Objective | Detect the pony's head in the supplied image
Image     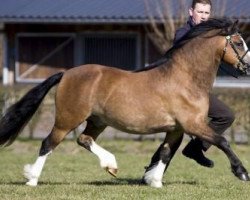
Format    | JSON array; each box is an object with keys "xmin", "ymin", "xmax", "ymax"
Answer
[
  {"xmin": 220, "ymin": 21, "xmax": 250, "ymax": 74},
  {"xmin": 174, "ymin": 18, "xmax": 250, "ymax": 74},
  {"xmin": 141, "ymin": 18, "xmax": 250, "ymax": 74}
]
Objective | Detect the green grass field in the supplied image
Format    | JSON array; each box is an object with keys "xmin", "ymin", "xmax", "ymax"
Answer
[{"xmin": 0, "ymin": 139, "xmax": 249, "ymax": 200}]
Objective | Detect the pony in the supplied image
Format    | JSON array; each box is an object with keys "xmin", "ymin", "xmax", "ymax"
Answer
[{"xmin": 0, "ymin": 18, "xmax": 250, "ymax": 188}]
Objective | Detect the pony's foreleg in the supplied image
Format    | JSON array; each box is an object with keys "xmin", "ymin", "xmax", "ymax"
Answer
[
  {"xmin": 199, "ymin": 132, "xmax": 250, "ymax": 181},
  {"xmin": 77, "ymin": 120, "xmax": 118, "ymax": 177},
  {"xmin": 185, "ymin": 122, "xmax": 250, "ymax": 181},
  {"xmin": 142, "ymin": 130, "xmax": 183, "ymax": 188},
  {"xmin": 24, "ymin": 127, "xmax": 69, "ymax": 186}
]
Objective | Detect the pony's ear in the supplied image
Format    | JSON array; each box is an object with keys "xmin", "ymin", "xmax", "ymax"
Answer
[
  {"xmin": 232, "ymin": 19, "xmax": 239, "ymax": 28},
  {"xmin": 234, "ymin": 19, "xmax": 239, "ymax": 24},
  {"xmin": 230, "ymin": 19, "xmax": 239, "ymax": 33}
]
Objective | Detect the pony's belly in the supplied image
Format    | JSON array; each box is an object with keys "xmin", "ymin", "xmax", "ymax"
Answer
[
  {"xmin": 110, "ymin": 122, "xmax": 176, "ymax": 135},
  {"xmin": 98, "ymin": 114, "xmax": 176, "ymax": 134}
]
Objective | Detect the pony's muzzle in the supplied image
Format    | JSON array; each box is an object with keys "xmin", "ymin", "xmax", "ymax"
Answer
[
  {"xmin": 236, "ymin": 61, "xmax": 249, "ymax": 75},
  {"xmin": 245, "ymin": 64, "xmax": 250, "ymax": 75}
]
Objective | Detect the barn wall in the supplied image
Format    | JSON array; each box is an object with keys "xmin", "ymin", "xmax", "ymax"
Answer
[{"xmin": 4, "ymin": 24, "xmax": 151, "ymax": 83}]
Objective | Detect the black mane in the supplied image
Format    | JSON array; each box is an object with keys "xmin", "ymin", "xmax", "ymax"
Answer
[
  {"xmin": 137, "ymin": 18, "xmax": 237, "ymax": 72},
  {"xmin": 166, "ymin": 18, "xmax": 236, "ymax": 58}
]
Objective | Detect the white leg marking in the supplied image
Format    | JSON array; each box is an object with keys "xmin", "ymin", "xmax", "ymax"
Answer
[
  {"xmin": 23, "ymin": 151, "xmax": 52, "ymax": 187},
  {"xmin": 143, "ymin": 160, "xmax": 166, "ymax": 188},
  {"xmin": 90, "ymin": 142, "xmax": 117, "ymax": 170}
]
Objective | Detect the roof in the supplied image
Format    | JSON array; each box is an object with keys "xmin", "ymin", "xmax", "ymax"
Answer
[{"xmin": 0, "ymin": 0, "xmax": 250, "ymax": 24}]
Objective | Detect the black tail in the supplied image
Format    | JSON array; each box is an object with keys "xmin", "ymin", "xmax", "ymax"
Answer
[{"xmin": 0, "ymin": 72, "xmax": 64, "ymax": 146}]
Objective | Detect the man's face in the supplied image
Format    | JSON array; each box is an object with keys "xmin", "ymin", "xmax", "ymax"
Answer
[{"xmin": 189, "ymin": 3, "xmax": 211, "ymax": 25}]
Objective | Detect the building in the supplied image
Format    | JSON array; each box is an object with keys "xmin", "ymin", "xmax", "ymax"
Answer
[{"xmin": 0, "ymin": 0, "xmax": 250, "ymax": 87}]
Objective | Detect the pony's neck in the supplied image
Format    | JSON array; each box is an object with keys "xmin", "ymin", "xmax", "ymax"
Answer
[{"xmin": 170, "ymin": 36, "xmax": 222, "ymax": 92}]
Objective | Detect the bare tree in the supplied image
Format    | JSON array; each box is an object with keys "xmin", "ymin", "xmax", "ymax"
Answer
[{"xmin": 144, "ymin": 0, "xmax": 188, "ymax": 54}]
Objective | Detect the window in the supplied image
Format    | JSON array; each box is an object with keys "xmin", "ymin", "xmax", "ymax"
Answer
[
  {"xmin": 16, "ymin": 33, "xmax": 74, "ymax": 82},
  {"xmin": 81, "ymin": 33, "xmax": 140, "ymax": 71},
  {"xmin": 15, "ymin": 32, "xmax": 140, "ymax": 83}
]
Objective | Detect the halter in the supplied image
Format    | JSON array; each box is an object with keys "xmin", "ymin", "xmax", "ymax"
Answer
[{"xmin": 222, "ymin": 34, "xmax": 250, "ymax": 73}]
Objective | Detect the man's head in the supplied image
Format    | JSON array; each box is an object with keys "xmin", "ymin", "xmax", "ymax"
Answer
[{"xmin": 189, "ymin": 0, "xmax": 212, "ymax": 25}]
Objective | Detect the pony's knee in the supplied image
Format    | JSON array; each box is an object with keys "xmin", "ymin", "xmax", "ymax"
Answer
[
  {"xmin": 214, "ymin": 135, "xmax": 229, "ymax": 149},
  {"xmin": 77, "ymin": 135, "xmax": 92, "ymax": 151},
  {"xmin": 220, "ymin": 137, "xmax": 229, "ymax": 147}
]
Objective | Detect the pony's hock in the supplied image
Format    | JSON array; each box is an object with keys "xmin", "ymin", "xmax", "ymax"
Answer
[{"xmin": 0, "ymin": 19, "xmax": 250, "ymax": 187}]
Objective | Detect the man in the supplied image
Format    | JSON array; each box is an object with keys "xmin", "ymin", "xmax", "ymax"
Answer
[
  {"xmin": 174, "ymin": 0, "xmax": 235, "ymax": 168},
  {"xmin": 174, "ymin": 0, "xmax": 211, "ymax": 43}
]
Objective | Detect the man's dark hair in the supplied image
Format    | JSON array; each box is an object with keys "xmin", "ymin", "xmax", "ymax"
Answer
[{"xmin": 191, "ymin": 0, "xmax": 212, "ymax": 9}]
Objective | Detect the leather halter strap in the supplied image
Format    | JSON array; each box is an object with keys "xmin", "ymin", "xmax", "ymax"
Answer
[{"xmin": 222, "ymin": 35, "xmax": 249, "ymax": 73}]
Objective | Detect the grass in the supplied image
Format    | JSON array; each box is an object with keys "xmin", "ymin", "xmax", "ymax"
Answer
[{"xmin": 0, "ymin": 139, "xmax": 250, "ymax": 200}]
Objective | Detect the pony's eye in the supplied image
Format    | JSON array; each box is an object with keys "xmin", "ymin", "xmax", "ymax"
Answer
[{"xmin": 235, "ymin": 42, "xmax": 244, "ymax": 47}]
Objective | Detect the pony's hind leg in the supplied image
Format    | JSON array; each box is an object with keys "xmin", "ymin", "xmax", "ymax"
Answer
[
  {"xmin": 23, "ymin": 74, "xmax": 96, "ymax": 186},
  {"xmin": 24, "ymin": 126, "xmax": 70, "ymax": 186},
  {"xmin": 77, "ymin": 119, "xmax": 118, "ymax": 177},
  {"xmin": 142, "ymin": 130, "xmax": 183, "ymax": 188}
]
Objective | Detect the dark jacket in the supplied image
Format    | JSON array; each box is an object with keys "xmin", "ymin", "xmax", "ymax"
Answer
[
  {"xmin": 174, "ymin": 17, "xmax": 240, "ymax": 78},
  {"xmin": 173, "ymin": 17, "xmax": 195, "ymax": 45}
]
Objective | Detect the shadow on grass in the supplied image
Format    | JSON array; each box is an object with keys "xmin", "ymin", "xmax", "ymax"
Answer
[
  {"xmin": 88, "ymin": 178, "xmax": 142, "ymax": 186},
  {"xmin": 0, "ymin": 181, "xmax": 74, "ymax": 186},
  {"xmin": 0, "ymin": 179, "xmax": 198, "ymax": 186},
  {"xmin": 87, "ymin": 178, "xmax": 198, "ymax": 186},
  {"xmin": 0, "ymin": 181, "xmax": 26, "ymax": 186}
]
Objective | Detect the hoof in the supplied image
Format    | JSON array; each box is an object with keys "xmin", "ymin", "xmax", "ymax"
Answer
[
  {"xmin": 23, "ymin": 164, "xmax": 39, "ymax": 186},
  {"xmin": 232, "ymin": 165, "xmax": 250, "ymax": 181},
  {"xmin": 25, "ymin": 179, "xmax": 38, "ymax": 187},
  {"xmin": 141, "ymin": 177, "xmax": 163, "ymax": 188},
  {"xmin": 237, "ymin": 173, "xmax": 250, "ymax": 181},
  {"xmin": 106, "ymin": 167, "xmax": 118, "ymax": 177}
]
